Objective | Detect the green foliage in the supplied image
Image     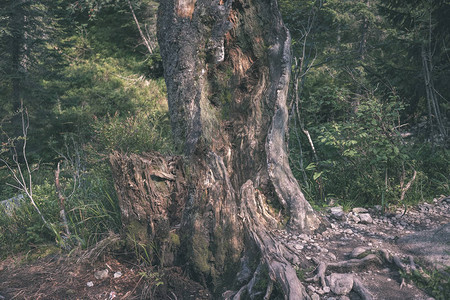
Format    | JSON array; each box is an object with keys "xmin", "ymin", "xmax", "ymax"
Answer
[
  {"xmin": 283, "ymin": 0, "xmax": 449, "ymax": 209},
  {"xmin": 401, "ymin": 267, "xmax": 450, "ymax": 300}
]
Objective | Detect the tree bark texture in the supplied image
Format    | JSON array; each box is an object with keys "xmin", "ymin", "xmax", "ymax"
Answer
[{"xmin": 112, "ymin": 0, "xmax": 322, "ymax": 298}]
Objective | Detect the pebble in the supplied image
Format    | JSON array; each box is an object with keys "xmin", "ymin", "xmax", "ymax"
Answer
[
  {"xmin": 327, "ymin": 252, "xmax": 337, "ymax": 260},
  {"xmin": 343, "ymin": 229, "xmax": 353, "ymax": 234},
  {"xmin": 350, "ymin": 246, "xmax": 369, "ymax": 258},
  {"xmin": 113, "ymin": 271, "xmax": 122, "ymax": 278},
  {"xmin": 359, "ymin": 213, "xmax": 373, "ymax": 224},
  {"xmin": 311, "ymin": 293, "xmax": 320, "ymax": 300},
  {"xmin": 87, "ymin": 281, "xmax": 94, "ymax": 287},
  {"xmin": 94, "ymin": 269, "xmax": 109, "ymax": 280},
  {"xmin": 352, "ymin": 207, "xmax": 368, "ymax": 214},
  {"xmin": 307, "ymin": 285, "xmax": 316, "ymax": 293},
  {"xmin": 323, "ymin": 286, "xmax": 331, "ymax": 293},
  {"xmin": 330, "ymin": 206, "xmax": 345, "ymax": 220},
  {"xmin": 327, "ymin": 273, "xmax": 353, "ymax": 295}
]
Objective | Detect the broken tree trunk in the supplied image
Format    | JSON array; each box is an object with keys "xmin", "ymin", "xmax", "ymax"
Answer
[{"xmin": 111, "ymin": 0, "xmax": 323, "ymax": 298}]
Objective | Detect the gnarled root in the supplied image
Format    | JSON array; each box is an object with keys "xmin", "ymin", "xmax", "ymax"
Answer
[{"xmin": 230, "ymin": 180, "xmax": 310, "ymax": 300}]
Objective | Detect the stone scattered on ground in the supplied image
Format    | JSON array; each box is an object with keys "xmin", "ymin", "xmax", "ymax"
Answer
[
  {"xmin": 94, "ymin": 269, "xmax": 109, "ymax": 280},
  {"xmin": 0, "ymin": 196, "xmax": 448, "ymax": 299},
  {"xmin": 327, "ymin": 273, "xmax": 354, "ymax": 295}
]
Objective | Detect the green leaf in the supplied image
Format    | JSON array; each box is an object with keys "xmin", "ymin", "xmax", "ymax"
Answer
[
  {"xmin": 306, "ymin": 163, "xmax": 317, "ymax": 171},
  {"xmin": 313, "ymin": 171, "xmax": 323, "ymax": 180}
]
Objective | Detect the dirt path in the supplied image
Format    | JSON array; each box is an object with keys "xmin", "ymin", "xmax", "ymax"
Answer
[{"xmin": 0, "ymin": 197, "xmax": 448, "ymax": 300}]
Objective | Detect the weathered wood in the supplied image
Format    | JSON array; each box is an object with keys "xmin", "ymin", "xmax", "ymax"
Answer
[
  {"xmin": 109, "ymin": 151, "xmax": 186, "ymax": 266},
  {"xmin": 110, "ymin": 0, "xmax": 323, "ymax": 296}
]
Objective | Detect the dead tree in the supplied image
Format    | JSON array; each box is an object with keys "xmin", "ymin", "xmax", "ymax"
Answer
[{"xmin": 111, "ymin": 0, "xmax": 323, "ymax": 298}]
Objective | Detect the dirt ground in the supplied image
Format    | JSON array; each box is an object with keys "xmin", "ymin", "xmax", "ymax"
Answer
[{"xmin": 0, "ymin": 196, "xmax": 448, "ymax": 300}]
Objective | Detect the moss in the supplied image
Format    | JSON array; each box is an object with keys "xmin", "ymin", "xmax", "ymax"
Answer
[
  {"xmin": 27, "ymin": 244, "xmax": 61, "ymax": 261},
  {"xmin": 191, "ymin": 231, "xmax": 211, "ymax": 274},
  {"xmin": 169, "ymin": 232, "xmax": 180, "ymax": 247}
]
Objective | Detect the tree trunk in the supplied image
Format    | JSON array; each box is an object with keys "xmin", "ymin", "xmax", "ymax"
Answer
[{"xmin": 112, "ymin": 0, "xmax": 323, "ymax": 298}]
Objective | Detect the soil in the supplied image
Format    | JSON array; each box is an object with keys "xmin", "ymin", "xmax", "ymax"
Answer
[{"xmin": 0, "ymin": 196, "xmax": 448, "ymax": 300}]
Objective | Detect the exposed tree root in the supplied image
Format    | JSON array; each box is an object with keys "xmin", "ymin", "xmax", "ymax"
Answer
[
  {"xmin": 236, "ymin": 180, "xmax": 310, "ymax": 299},
  {"xmin": 305, "ymin": 246, "xmax": 423, "ymax": 299}
]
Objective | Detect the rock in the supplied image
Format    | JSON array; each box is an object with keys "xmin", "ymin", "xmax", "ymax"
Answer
[
  {"xmin": 330, "ymin": 206, "xmax": 345, "ymax": 220},
  {"xmin": 299, "ymin": 233, "xmax": 309, "ymax": 240},
  {"xmin": 323, "ymin": 286, "xmax": 331, "ymax": 293},
  {"xmin": 350, "ymin": 246, "xmax": 369, "ymax": 258},
  {"xmin": 311, "ymin": 293, "xmax": 320, "ymax": 300},
  {"xmin": 307, "ymin": 285, "xmax": 316, "ymax": 293},
  {"xmin": 350, "ymin": 214, "xmax": 361, "ymax": 223},
  {"xmin": 359, "ymin": 213, "xmax": 373, "ymax": 224},
  {"xmin": 294, "ymin": 244, "xmax": 304, "ymax": 251},
  {"xmin": 327, "ymin": 252, "xmax": 337, "ymax": 260},
  {"xmin": 339, "ymin": 296, "xmax": 350, "ymax": 300},
  {"xmin": 0, "ymin": 294, "xmax": 5, "ymax": 300},
  {"xmin": 343, "ymin": 229, "xmax": 353, "ymax": 234},
  {"xmin": 113, "ymin": 271, "xmax": 122, "ymax": 278},
  {"xmin": 87, "ymin": 281, "xmax": 94, "ymax": 287},
  {"xmin": 0, "ymin": 194, "xmax": 24, "ymax": 216},
  {"xmin": 352, "ymin": 207, "xmax": 368, "ymax": 214},
  {"xmin": 94, "ymin": 269, "xmax": 109, "ymax": 280},
  {"xmin": 327, "ymin": 273, "xmax": 354, "ymax": 295}
]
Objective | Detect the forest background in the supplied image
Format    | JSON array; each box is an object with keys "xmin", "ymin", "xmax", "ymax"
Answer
[{"xmin": 0, "ymin": 0, "xmax": 448, "ymax": 255}]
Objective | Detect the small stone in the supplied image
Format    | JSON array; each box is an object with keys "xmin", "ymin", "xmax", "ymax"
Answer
[
  {"xmin": 299, "ymin": 234, "xmax": 309, "ymax": 240},
  {"xmin": 327, "ymin": 252, "xmax": 337, "ymax": 261},
  {"xmin": 323, "ymin": 286, "xmax": 331, "ymax": 293},
  {"xmin": 330, "ymin": 206, "xmax": 345, "ymax": 220},
  {"xmin": 352, "ymin": 207, "xmax": 368, "ymax": 214},
  {"xmin": 317, "ymin": 288, "xmax": 325, "ymax": 295},
  {"xmin": 295, "ymin": 244, "xmax": 304, "ymax": 251},
  {"xmin": 307, "ymin": 285, "xmax": 316, "ymax": 293},
  {"xmin": 374, "ymin": 205, "xmax": 382, "ymax": 211},
  {"xmin": 350, "ymin": 215, "xmax": 361, "ymax": 223},
  {"xmin": 344, "ymin": 229, "xmax": 353, "ymax": 234},
  {"xmin": 311, "ymin": 293, "xmax": 320, "ymax": 300},
  {"xmin": 327, "ymin": 273, "xmax": 354, "ymax": 295},
  {"xmin": 339, "ymin": 296, "xmax": 350, "ymax": 300},
  {"xmin": 87, "ymin": 281, "xmax": 94, "ymax": 287},
  {"xmin": 94, "ymin": 269, "xmax": 109, "ymax": 280},
  {"xmin": 305, "ymin": 256, "xmax": 312, "ymax": 260},
  {"xmin": 350, "ymin": 246, "xmax": 369, "ymax": 258},
  {"xmin": 113, "ymin": 271, "xmax": 122, "ymax": 278},
  {"xmin": 359, "ymin": 213, "xmax": 373, "ymax": 224}
]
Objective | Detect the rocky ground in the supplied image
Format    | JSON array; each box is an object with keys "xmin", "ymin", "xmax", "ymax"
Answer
[
  {"xmin": 279, "ymin": 195, "xmax": 450, "ymax": 300},
  {"xmin": 0, "ymin": 196, "xmax": 448, "ymax": 300}
]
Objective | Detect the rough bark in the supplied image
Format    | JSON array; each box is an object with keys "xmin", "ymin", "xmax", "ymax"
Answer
[
  {"xmin": 112, "ymin": 0, "xmax": 322, "ymax": 297},
  {"xmin": 110, "ymin": 151, "xmax": 186, "ymax": 266}
]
